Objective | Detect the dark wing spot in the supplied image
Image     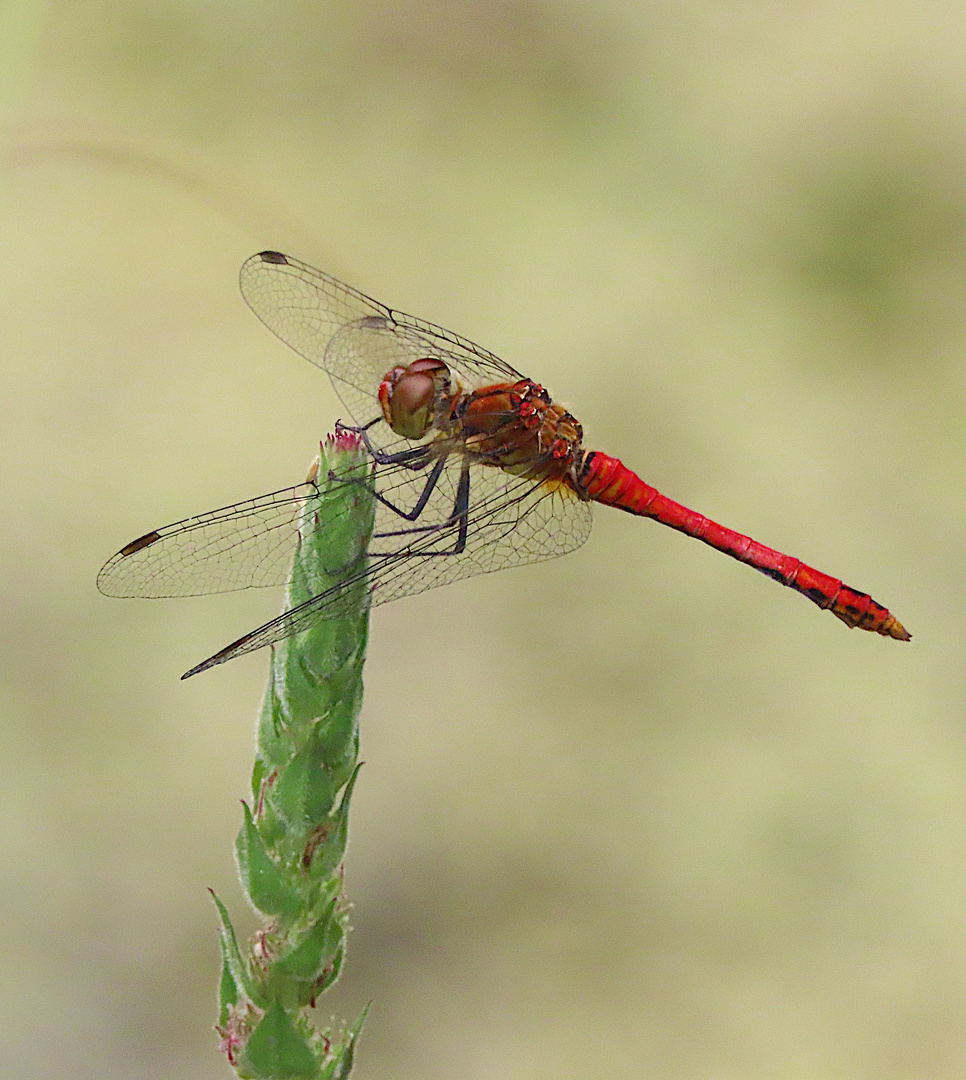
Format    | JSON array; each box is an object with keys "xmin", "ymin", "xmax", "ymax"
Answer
[
  {"xmin": 120, "ymin": 531, "xmax": 162, "ymax": 556},
  {"xmin": 258, "ymin": 250, "xmax": 289, "ymax": 265}
]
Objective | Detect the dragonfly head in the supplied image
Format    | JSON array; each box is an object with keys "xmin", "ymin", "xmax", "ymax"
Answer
[{"xmin": 378, "ymin": 357, "xmax": 452, "ymax": 440}]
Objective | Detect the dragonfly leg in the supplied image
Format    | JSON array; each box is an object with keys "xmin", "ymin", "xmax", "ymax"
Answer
[
  {"xmin": 330, "ymin": 451, "xmax": 446, "ymax": 525},
  {"xmin": 336, "ymin": 416, "xmax": 380, "ymax": 435},
  {"xmin": 374, "ymin": 455, "xmax": 449, "ymax": 521},
  {"xmin": 370, "ymin": 462, "xmax": 470, "ymax": 556},
  {"xmin": 335, "ymin": 418, "xmax": 430, "ymax": 468},
  {"xmin": 330, "ymin": 417, "xmax": 472, "ymax": 553}
]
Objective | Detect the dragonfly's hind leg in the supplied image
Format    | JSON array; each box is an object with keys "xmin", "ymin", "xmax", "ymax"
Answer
[
  {"xmin": 370, "ymin": 463, "xmax": 470, "ymax": 555},
  {"xmin": 330, "ymin": 450, "xmax": 446, "ymax": 522},
  {"xmin": 330, "ymin": 421, "xmax": 472, "ymax": 555}
]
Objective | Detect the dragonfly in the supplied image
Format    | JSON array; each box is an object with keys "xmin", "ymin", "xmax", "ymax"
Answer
[{"xmin": 98, "ymin": 251, "xmax": 910, "ymax": 678}]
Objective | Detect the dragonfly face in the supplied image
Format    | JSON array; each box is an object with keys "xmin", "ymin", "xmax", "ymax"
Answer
[{"xmin": 377, "ymin": 357, "xmax": 456, "ymax": 440}]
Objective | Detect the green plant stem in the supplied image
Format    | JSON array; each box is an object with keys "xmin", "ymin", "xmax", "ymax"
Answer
[{"xmin": 213, "ymin": 432, "xmax": 374, "ymax": 1080}]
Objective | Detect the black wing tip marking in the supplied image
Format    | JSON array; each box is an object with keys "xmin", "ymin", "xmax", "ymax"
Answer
[
  {"xmin": 256, "ymin": 250, "xmax": 290, "ymax": 265},
  {"xmin": 119, "ymin": 530, "xmax": 162, "ymax": 556},
  {"xmin": 96, "ymin": 531, "xmax": 162, "ymax": 595}
]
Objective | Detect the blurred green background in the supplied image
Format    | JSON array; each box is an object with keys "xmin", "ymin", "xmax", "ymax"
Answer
[{"xmin": 2, "ymin": 2, "xmax": 963, "ymax": 1077}]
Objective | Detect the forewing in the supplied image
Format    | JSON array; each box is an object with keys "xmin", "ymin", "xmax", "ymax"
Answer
[
  {"xmin": 97, "ymin": 484, "xmax": 321, "ymax": 598},
  {"xmin": 239, "ymin": 251, "xmax": 526, "ymax": 436}
]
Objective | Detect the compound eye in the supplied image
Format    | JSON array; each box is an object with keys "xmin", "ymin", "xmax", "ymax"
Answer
[{"xmin": 388, "ymin": 371, "xmax": 435, "ymax": 438}]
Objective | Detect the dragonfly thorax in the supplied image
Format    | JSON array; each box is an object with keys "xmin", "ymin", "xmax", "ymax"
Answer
[
  {"xmin": 455, "ymin": 378, "xmax": 586, "ymax": 484},
  {"xmin": 378, "ymin": 357, "xmax": 457, "ymax": 440}
]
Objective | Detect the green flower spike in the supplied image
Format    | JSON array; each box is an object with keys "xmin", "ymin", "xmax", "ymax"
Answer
[{"xmin": 213, "ymin": 430, "xmax": 375, "ymax": 1079}]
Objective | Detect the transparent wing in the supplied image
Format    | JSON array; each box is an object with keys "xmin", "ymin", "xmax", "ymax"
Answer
[
  {"xmin": 98, "ymin": 442, "xmax": 591, "ymax": 610},
  {"xmin": 120, "ymin": 252, "xmax": 593, "ymax": 676},
  {"xmin": 184, "ymin": 456, "xmax": 594, "ymax": 677},
  {"xmin": 364, "ymin": 446, "xmax": 594, "ymax": 595},
  {"xmin": 239, "ymin": 251, "xmax": 527, "ymax": 454},
  {"xmin": 96, "ymin": 484, "xmax": 320, "ymax": 597}
]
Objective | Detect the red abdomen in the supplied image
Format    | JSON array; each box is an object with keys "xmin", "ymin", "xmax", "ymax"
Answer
[{"xmin": 575, "ymin": 451, "xmax": 910, "ymax": 640}]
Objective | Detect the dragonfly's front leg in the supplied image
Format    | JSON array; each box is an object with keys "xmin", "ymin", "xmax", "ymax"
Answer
[{"xmin": 335, "ymin": 418, "xmax": 429, "ymax": 469}]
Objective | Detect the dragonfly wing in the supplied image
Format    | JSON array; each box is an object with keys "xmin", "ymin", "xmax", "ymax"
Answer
[
  {"xmin": 183, "ymin": 457, "xmax": 593, "ymax": 676},
  {"xmin": 239, "ymin": 252, "xmax": 526, "ymax": 432},
  {"xmin": 97, "ymin": 483, "xmax": 323, "ymax": 598},
  {"xmin": 366, "ymin": 460, "xmax": 594, "ymax": 606}
]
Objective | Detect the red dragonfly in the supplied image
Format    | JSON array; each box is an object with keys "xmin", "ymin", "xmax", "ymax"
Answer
[{"xmin": 98, "ymin": 251, "xmax": 910, "ymax": 677}]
